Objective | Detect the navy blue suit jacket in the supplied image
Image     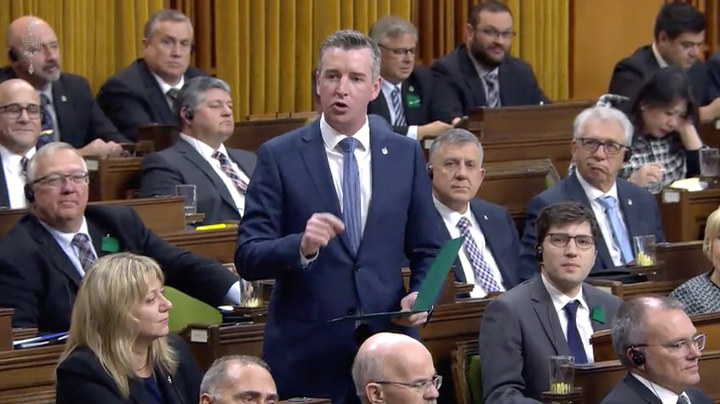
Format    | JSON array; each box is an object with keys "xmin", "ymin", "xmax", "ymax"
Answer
[
  {"xmin": 518, "ymin": 174, "xmax": 665, "ymax": 281},
  {"xmin": 234, "ymin": 118, "xmax": 442, "ymax": 401},
  {"xmin": 437, "ymin": 198, "xmax": 521, "ymax": 289},
  {"xmin": 431, "ymin": 44, "xmax": 550, "ymax": 122}
]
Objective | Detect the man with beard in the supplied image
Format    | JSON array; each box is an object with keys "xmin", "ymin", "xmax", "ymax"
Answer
[
  {"xmin": 609, "ymin": 3, "xmax": 720, "ymax": 123},
  {"xmin": 517, "ymin": 105, "xmax": 665, "ymax": 281},
  {"xmin": 2, "ymin": 16, "xmax": 127, "ymax": 157},
  {"xmin": 431, "ymin": 1, "xmax": 548, "ymax": 121},
  {"xmin": 138, "ymin": 76, "xmax": 256, "ymax": 225}
]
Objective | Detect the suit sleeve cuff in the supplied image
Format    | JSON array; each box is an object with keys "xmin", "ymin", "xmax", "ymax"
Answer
[{"xmin": 407, "ymin": 125, "xmax": 419, "ymax": 140}]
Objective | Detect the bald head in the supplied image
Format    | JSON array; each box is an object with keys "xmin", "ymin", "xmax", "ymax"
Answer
[
  {"xmin": 6, "ymin": 16, "xmax": 61, "ymax": 86},
  {"xmin": 0, "ymin": 79, "xmax": 41, "ymax": 155},
  {"xmin": 353, "ymin": 333, "xmax": 439, "ymax": 404}
]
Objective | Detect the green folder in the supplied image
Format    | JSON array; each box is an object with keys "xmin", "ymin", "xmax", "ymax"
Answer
[{"xmin": 328, "ymin": 237, "xmax": 464, "ymax": 323}]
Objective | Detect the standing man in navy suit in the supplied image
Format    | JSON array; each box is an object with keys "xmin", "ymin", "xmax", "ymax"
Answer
[
  {"xmin": 429, "ymin": 128, "xmax": 520, "ymax": 294},
  {"xmin": 518, "ymin": 106, "xmax": 665, "ymax": 281},
  {"xmin": 97, "ymin": 9, "xmax": 206, "ymax": 141},
  {"xmin": 431, "ymin": 1, "xmax": 549, "ymax": 122},
  {"xmin": 235, "ymin": 30, "xmax": 442, "ymax": 403},
  {"xmin": 367, "ymin": 16, "xmax": 452, "ymax": 140}
]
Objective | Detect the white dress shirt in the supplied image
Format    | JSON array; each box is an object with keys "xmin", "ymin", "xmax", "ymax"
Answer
[
  {"xmin": 152, "ymin": 72, "xmax": 185, "ymax": 102},
  {"xmin": 576, "ymin": 169, "xmax": 629, "ymax": 267},
  {"xmin": 380, "ymin": 79, "xmax": 419, "ymax": 139},
  {"xmin": 320, "ymin": 113, "xmax": 372, "ymax": 235},
  {"xmin": 38, "ymin": 85, "xmax": 61, "ymax": 141},
  {"xmin": 652, "ymin": 42, "xmax": 669, "ymax": 68},
  {"xmin": 0, "ymin": 144, "xmax": 35, "ymax": 209},
  {"xmin": 179, "ymin": 134, "xmax": 249, "ymax": 215},
  {"xmin": 433, "ymin": 196, "xmax": 504, "ymax": 297},
  {"xmin": 541, "ymin": 274, "xmax": 595, "ymax": 362},
  {"xmin": 632, "ymin": 373, "xmax": 692, "ymax": 404},
  {"xmin": 39, "ymin": 216, "xmax": 97, "ymax": 277}
]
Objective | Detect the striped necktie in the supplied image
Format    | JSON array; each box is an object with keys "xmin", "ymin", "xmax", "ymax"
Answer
[
  {"xmin": 456, "ymin": 217, "xmax": 502, "ymax": 292},
  {"xmin": 38, "ymin": 94, "xmax": 54, "ymax": 149},
  {"xmin": 71, "ymin": 233, "xmax": 96, "ymax": 273},
  {"xmin": 391, "ymin": 87, "xmax": 406, "ymax": 126},
  {"xmin": 212, "ymin": 150, "xmax": 248, "ymax": 194}
]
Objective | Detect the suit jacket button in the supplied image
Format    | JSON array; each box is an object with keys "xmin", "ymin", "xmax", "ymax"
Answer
[
  {"xmin": 355, "ymin": 266, "xmax": 361, "ymax": 272},
  {"xmin": 347, "ymin": 308, "xmax": 356, "ymax": 315}
]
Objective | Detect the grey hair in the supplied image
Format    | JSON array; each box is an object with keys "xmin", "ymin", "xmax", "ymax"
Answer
[
  {"xmin": 573, "ymin": 106, "xmax": 634, "ymax": 146},
  {"xmin": 428, "ymin": 128, "xmax": 484, "ymax": 165},
  {"xmin": 175, "ymin": 76, "xmax": 231, "ymax": 128},
  {"xmin": 612, "ymin": 296, "xmax": 685, "ymax": 368},
  {"xmin": 352, "ymin": 349, "xmax": 385, "ymax": 398},
  {"xmin": 143, "ymin": 9, "xmax": 192, "ymax": 39},
  {"xmin": 200, "ymin": 355, "xmax": 270, "ymax": 399},
  {"xmin": 317, "ymin": 29, "xmax": 381, "ymax": 80},
  {"xmin": 26, "ymin": 142, "xmax": 87, "ymax": 184},
  {"xmin": 369, "ymin": 16, "xmax": 418, "ymax": 46}
]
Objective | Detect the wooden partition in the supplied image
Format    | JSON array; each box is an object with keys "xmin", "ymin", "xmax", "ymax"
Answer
[
  {"xmin": 161, "ymin": 227, "xmax": 237, "ymax": 264},
  {"xmin": 658, "ymin": 187, "xmax": 720, "ymax": 242},
  {"xmin": 87, "ymin": 157, "xmax": 142, "ymax": 201},
  {"xmin": 0, "ymin": 309, "xmax": 12, "ymax": 352},
  {"xmin": 0, "ymin": 344, "xmax": 65, "ymax": 404}
]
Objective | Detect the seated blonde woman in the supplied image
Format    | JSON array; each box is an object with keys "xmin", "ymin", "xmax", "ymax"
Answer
[
  {"xmin": 669, "ymin": 207, "xmax": 720, "ymax": 315},
  {"xmin": 56, "ymin": 253, "xmax": 202, "ymax": 404}
]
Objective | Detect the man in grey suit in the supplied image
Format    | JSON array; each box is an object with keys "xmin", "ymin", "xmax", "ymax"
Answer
[
  {"xmin": 139, "ymin": 77, "xmax": 256, "ymax": 226},
  {"xmin": 479, "ymin": 201, "xmax": 622, "ymax": 404},
  {"xmin": 602, "ymin": 296, "xmax": 712, "ymax": 404}
]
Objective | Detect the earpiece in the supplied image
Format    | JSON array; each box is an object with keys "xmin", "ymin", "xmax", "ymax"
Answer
[
  {"xmin": 623, "ymin": 146, "xmax": 632, "ymax": 164},
  {"xmin": 426, "ymin": 164, "xmax": 433, "ymax": 180},
  {"xmin": 183, "ymin": 106, "xmax": 194, "ymax": 121},
  {"xmin": 24, "ymin": 183, "xmax": 34, "ymax": 203},
  {"xmin": 629, "ymin": 346, "xmax": 645, "ymax": 366},
  {"xmin": 536, "ymin": 246, "xmax": 543, "ymax": 262},
  {"xmin": 8, "ymin": 48, "xmax": 18, "ymax": 62}
]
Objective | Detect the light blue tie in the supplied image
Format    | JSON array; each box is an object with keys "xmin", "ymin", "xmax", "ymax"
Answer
[
  {"xmin": 596, "ymin": 196, "xmax": 634, "ymax": 264},
  {"xmin": 339, "ymin": 137, "xmax": 361, "ymax": 253},
  {"xmin": 391, "ymin": 87, "xmax": 406, "ymax": 126}
]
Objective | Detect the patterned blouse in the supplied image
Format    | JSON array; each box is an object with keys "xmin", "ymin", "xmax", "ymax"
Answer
[{"xmin": 669, "ymin": 272, "xmax": 720, "ymax": 316}]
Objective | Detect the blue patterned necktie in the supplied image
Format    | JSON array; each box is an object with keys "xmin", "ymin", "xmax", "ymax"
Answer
[
  {"xmin": 391, "ymin": 87, "xmax": 406, "ymax": 126},
  {"xmin": 596, "ymin": 195, "xmax": 634, "ymax": 264},
  {"xmin": 71, "ymin": 233, "xmax": 97, "ymax": 273},
  {"xmin": 212, "ymin": 150, "xmax": 248, "ymax": 194},
  {"xmin": 564, "ymin": 300, "xmax": 588, "ymax": 364},
  {"xmin": 339, "ymin": 137, "xmax": 361, "ymax": 253},
  {"xmin": 38, "ymin": 94, "xmax": 55, "ymax": 149},
  {"xmin": 483, "ymin": 71, "xmax": 500, "ymax": 108},
  {"xmin": 456, "ymin": 217, "xmax": 502, "ymax": 292}
]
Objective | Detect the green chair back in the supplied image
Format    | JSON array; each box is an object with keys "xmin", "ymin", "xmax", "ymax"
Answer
[{"xmin": 164, "ymin": 286, "xmax": 222, "ymax": 332}]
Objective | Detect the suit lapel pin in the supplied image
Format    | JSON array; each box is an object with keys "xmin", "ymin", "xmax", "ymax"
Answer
[
  {"xmin": 628, "ymin": 199, "xmax": 633, "ymax": 206},
  {"xmin": 61, "ymin": 95, "xmax": 67, "ymax": 102},
  {"xmin": 381, "ymin": 147, "xmax": 388, "ymax": 155},
  {"xmin": 408, "ymin": 85, "xmax": 414, "ymax": 92},
  {"xmin": 483, "ymin": 215, "xmax": 488, "ymax": 220},
  {"xmin": 167, "ymin": 375, "xmax": 172, "ymax": 383}
]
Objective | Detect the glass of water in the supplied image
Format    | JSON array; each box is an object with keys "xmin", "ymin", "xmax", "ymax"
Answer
[{"xmin": 175, "ymin": 184, "xmax": 197, "ymax": 215}]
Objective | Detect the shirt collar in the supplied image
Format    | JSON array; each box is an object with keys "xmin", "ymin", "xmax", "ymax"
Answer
[
  {"xmin": 575, "ymin": 168, "xmax": 619, "ymax": 203},
  {"xmin": 433, "ymin": 195, "xmax": 472, "ymax": 226},
  {"xmin": 179, "ymin": 133, "xmax": 227, "ymax": 160},
  {"xmin": 381, "ymin": 78, "xmax": 402, "ymax": 94},
  {"xmin": 541, "ymin": 273, "xmax": 588, "ymax": 313},
  {"xmin": 320, "ymin": 113, "xmax": 370, "ymax": 152},
  {"xmin": 652, "ymin": 42, "xmax": 669, "ymax": 68},
  {"xmin": 0, "ymin": 143, "xmax": 36, "ymax": 175},
  {"xmin": 37, "ymin": 85, "xmax": 53, "ymax": 104},
  {"xmin": 151, "ymin": 71, "xmax": 185, "ymax": 95},
  {"xmin": 631, "ymin": 373, "xmax": 690, "ymax": 404},
  {"xmin": 39, "ymin": 216, "xmax": 91, "ymax": 247}
]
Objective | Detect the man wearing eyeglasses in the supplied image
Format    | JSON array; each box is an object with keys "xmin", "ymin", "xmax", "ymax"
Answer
[
  {"xmin": 480, "ymin": 201, "xmax": 622, "ymax": 404},
  {"xmin": 0, "ymin": 142, "xmax": 242, "ymax": 332},
  {"xmin": 431, "ymin": 1, "xmax": 549, "ymax": 122},
  {"xmin": 367, "ymin": 16, "xmax": 452, "ymax": 141},
  {"xmin": 517, "ymin": 105, "xmax": 665, "ymax": 281},
  {"xmin": 97, "ymin": 9, "xmax": 206, "ymax": 141},
  {"xmin": 0, "ymin": 79, "xmax": 41, "ymax": 208},
  {"xmin": 602, "ymin": 296, "xmax": 713, "ymax": 404},
  {"xmin": 352, "ymin": 332, "xmax": 440, "ymax": 404}
]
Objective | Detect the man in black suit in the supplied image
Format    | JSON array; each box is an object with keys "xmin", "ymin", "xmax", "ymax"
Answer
[
  {"xmin": 602, "ymin": 296, "xmax": 713, "ymax": 404},
  {"xmin": 518, "ymin": 105, "xmax": 665, "ymax": 281},
  {"xmin": 428, "ymin": 128, "xmax": 520, "ymax": 294},
  {"xmin": 431, "ymin": 1, "xmax": 549, "ymax": 122},
  {"xmin": 608, "ymin": 3, "xmax": 720, "ymax": 123},
  {"xmin": 139, "ymin": 77, "xmax": 255, "ymax": 226},
  {"xmin": 367, "ymin": 16, "xmax": 452, "ymax": 141},
  {"xmin": 0, "ymin": 142, "xmax": 242, "ymax": 332},
  {"xmin": 0, "ymin": 79, "xmax": 41, "ymax": 209},
  {"xmin": 97, "ymin": 9, "xmax": 206, "ymax": 141},
  {"xmin": 2, "ymin": 16, "xmax": 127, "ymax": 157}
]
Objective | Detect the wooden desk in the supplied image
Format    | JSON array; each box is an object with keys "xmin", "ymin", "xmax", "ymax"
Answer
[
  {"xmin": 87, "ymin": 157, "xmax": 142, "ymax": 201},
  {"xmin": 0, "ymin": 197, "xmax": 187, "ymax": 237},
  {"xmin": 656, "ymin": 240, "xmax": 708, "ymax": 281},
  {"xmin": 0, "ymin": 309, "xmax": 12, "ymax": 352},
  {"xmin": 161, "ymin": 227, "xmax": 237, "ymax": 264},
  {"xmin": 657, "ymin": 187, "xmax": 720, "ymax": 242},
  {"xmin": 0, "ymin": 344, "xmax": 64, "ymax": 404}
]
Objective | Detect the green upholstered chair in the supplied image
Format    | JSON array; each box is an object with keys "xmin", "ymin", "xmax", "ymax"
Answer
[
  {"xmin": 452, "ymin": 339, "xmax": 483, "ymax": 404},
  {"xmin": 163, "ymin": 286, "xmax": 222, "ymax": 332}
]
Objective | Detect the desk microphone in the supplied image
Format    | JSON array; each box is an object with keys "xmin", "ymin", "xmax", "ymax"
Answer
[{"xmin": 596, "ymin": 94, "xmax": 630, "ymax": 108}]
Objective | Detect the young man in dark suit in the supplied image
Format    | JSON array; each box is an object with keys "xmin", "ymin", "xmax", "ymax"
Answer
[
  {"xmin": 0, "ymin": 142, "xmax": 242, "ymax": 332},
  {"xmin": 518, "ymin": 106, "xmax": 665, "ymax": 281},
  {"xmin": 235, "ymin": 30, "xmax": 442, "ymax": 403},
  {"xmin": 602, "ymin": 296, "xmax": 713, "ymax": 404},
  {"xmin": 608, "ymin": 3, "xmax": 720, "ymax": 123},
  {"xmin": 431, "ymin": 1, "xmax": 549, "ymax": 122},
  {"xmin": 480, "ymin": 201, "xmax": 622, "ymax": 404},
  {"xmin": 97, "ymin": 9, "xmax": 206, "ymax": 141},
  {"xmin": 139, "ymin": 76, "xmax": 256, "ymax": 226},
  {"xmin": 367, "ymin": 16, "xmax": 452, "ymax": 141},
  {"xmin": 2, "ymin": 16, "xmax": 127, "ymax": 157},
  {"xmin": 428, "ymin": 128, "xmax": 521, "ymax": 295}
]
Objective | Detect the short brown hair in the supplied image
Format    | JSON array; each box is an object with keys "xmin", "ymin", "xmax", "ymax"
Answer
[
  {"xmin": 468, "ymin": 1, "xmax": 513, "ymax": 28},
  {"xmin": 535, "ymin": 201, "xmax": 600, "ymax": 245}
]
